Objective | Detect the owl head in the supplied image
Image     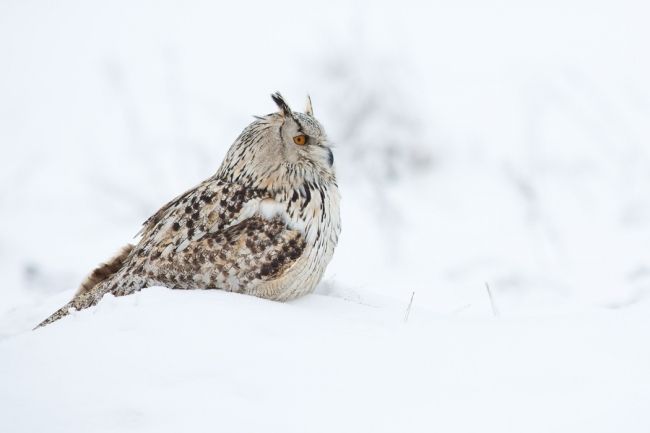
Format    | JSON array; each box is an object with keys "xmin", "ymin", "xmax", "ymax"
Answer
[{"xmin": 217, "ymin": 92, "xmax": 336, "ymax": 192}]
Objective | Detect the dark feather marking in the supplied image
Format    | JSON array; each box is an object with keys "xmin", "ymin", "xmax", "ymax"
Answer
[
  {"xmin": 301, "ymin": 182, "xmax": 311, "ymax": 210},
  {"xmin": 271, "ymin": 92, "xmax": 292, "ymax": 117}
]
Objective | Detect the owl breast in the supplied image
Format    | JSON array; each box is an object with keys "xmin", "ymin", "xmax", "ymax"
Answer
[{"xmin": 249, "ymin": 180, "xmax": 341, "ymax": 301}]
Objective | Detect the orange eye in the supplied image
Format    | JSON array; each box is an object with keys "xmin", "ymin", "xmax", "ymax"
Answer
[{"xmin": 293, "ymin": 134, "xmax": 307, "ymax": 145}]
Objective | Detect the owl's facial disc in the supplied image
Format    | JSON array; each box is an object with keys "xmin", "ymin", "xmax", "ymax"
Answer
[
  {"xmin": 279, "ymin": 113, "xmax": 333, "ymax": 170},
  {"xmin": 270, "ymin": 93, "xmax": 334, "ymax": 172}
]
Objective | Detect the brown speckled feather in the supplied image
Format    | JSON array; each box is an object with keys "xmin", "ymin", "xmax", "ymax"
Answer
[
  {"xmin": 133, "ymin": 216, "xmax": 306, "ymax": 294},
  {"xmin": 120, "ymin": 178, "xmax": 307, "ymax": 294},
  {"xmin": 136, "ymin": 178, "xmax": 266, "ymax": 257}
]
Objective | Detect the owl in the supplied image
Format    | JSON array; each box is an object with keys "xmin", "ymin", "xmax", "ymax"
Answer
[{"xmin": 36, "ymin": 93, "xmax": 341, "ymax": 328}]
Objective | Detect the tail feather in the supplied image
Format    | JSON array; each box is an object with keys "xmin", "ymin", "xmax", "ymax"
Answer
[
  {"xmin": 34, "ymin": 244, "xmax": 134, "ymax": 329},
  {"xmin": 76, "ymin": 244, "xmax": 134, "ymax": 295}
]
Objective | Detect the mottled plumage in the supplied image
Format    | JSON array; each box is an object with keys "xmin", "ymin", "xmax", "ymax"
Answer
[{"xmin": 37, "ymin": 93, "xmax": 341, "ymax": 328}]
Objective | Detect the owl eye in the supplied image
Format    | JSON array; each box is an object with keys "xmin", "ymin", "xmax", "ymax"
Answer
[{"xmin": 293, "ymin": 134, "xmax": 307, "ymax": 145}]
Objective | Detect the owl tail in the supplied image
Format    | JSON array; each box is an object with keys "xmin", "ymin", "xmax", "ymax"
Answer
[{"xmin": 34, "ymin": 244, "xmax": 135, "ymax": 329}]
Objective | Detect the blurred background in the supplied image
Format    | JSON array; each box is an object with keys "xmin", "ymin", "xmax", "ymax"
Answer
[{"xmin": 1, "ymin": 0, "xmax": 650, "ymax": 317}]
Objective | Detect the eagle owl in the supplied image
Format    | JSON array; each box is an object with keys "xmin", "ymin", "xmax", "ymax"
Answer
[{"xmin": 37, "ymin": 93, "xmax": 341, "ymax": 328}]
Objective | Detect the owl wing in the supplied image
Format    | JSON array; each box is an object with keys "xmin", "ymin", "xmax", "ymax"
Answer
[
  {"xmin": 137, "ymin": 178, "xmax": 262, "ymax": 254},
  {"xmin": 163, "ymin": 215, "xmax": 307, "ymax": 291},
  {"xmin": 131, "ymin": 178, "xmax": 306, "ymax": 291}
]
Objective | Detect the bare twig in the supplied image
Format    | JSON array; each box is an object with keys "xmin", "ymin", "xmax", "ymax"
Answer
[
  {"xmin": 404, "ymin": 291, "xmax": 415, "ymax": 322},
  {"xmin": 485, "ymin": 282, "xmax": 499, "ymax": 317}
]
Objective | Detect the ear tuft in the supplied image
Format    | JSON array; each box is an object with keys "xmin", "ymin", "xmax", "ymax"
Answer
[
  {"xmin": 305, "ymin": 94, "xmax": 314, "ymax": 117},
  {"xmin": 271, "ymin": 92, "xmax": 292, "ymax": 117}
]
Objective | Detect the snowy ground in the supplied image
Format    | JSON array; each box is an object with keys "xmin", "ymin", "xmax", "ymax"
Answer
[
  {"xmin": 3, "ymin": 288, "xmax": 650, "ymax": 433},
  {"xmin": 2, "ymin": 1, "xmax": 650, "ymax": 431}
]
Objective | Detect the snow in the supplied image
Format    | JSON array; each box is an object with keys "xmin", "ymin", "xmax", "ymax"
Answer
[
  {"xmin": 3, "ymin": 288, "xmax": 650, "ymax": 433},
  {"xmin": 2, "ymin": 0, "xmax": 650, "ymax": 431}
]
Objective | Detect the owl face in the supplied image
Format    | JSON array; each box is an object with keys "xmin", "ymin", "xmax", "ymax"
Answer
[
  {"xmin": 216, "ymin": 93, "xmax": 336, "ymax": 192},
  {"xmin": 277, "ymin": 108, "xmax": 334, "ymax": 173}
]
